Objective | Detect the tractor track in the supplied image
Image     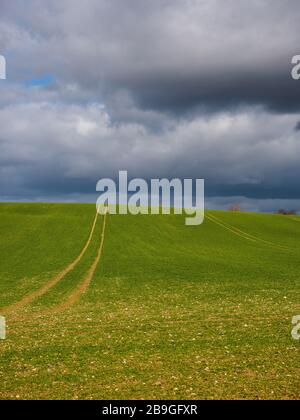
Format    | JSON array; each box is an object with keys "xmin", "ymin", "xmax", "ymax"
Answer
[{"xmin": 0, "ymin": 212, "xmax": 99, "ymax": 315}]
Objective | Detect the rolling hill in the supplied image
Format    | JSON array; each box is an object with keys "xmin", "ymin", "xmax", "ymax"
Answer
[{"xmin": 0, "ymin": 203, "xmax": 299, "ymax": 400}]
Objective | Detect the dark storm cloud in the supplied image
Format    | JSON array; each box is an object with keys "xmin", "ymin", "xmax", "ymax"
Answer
[
  {"xmin": 1, "ymin": 0, "xmax": 300, "ymax": 208},
  {"xmin": 133, "ymin": 72, "xmax": 300, "ymax": 114},
  {"xmin": 1, "ymin": 102, "xmax": 300, "ymax": 198},
  {"xmin": 1, "ymin": 0, "xmax": 300, "ymax": 113}
]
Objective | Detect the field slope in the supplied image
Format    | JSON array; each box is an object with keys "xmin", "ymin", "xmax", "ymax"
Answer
[{"xmin": 0, "ymin": 203, "xmax": 299, "ymax": 400}]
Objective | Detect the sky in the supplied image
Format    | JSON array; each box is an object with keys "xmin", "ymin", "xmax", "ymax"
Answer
[{"xmin": 0, "ymin": 0, "xmax": 300, "ymax": 211}]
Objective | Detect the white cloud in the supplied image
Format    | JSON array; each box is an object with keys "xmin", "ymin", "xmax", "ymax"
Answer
[
  {"xmin": 1, "ymin": 0, "xmax": 300, "ymax": 206},
  {"xmin": 0, "ymin": 100, "xmax": 300, "ymax": 201}
]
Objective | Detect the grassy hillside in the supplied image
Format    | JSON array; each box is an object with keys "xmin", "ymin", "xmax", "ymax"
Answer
[{"xmin": 0, "ymin": 203, "xmax": 299, "ymax": 400}]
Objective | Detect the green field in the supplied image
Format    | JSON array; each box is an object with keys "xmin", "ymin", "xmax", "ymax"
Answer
[{"xmin": 0, "ymin": 203, "xmax": 299, "ymax": 400}]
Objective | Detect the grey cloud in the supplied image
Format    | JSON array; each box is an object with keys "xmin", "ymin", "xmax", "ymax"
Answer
[
  {"xmin": 1, "ymin": 0, "xmax": 300, "ymax": 113},
  {"xmin": 1, "ymin": 101, "xmax": 300, "ymax": 201},
  {"xmin": 1, "ymin": 0, "xmax": 300, "ymax": 207}
]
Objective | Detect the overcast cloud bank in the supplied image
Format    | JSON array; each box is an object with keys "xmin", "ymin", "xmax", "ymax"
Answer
[{"xmin": 1, "ymin": 0, "xmax": 300, "ymax": 211}]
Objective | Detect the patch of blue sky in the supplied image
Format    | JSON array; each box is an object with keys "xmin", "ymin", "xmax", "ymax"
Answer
[{"xmin": 25, "ymin": 74, "xmax": 55, "ymax": 87}]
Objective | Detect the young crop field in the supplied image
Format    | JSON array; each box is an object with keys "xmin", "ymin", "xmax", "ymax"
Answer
[{"xmin": 0, "ymin": 203, "xmax": 299, "ymax": 400}]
